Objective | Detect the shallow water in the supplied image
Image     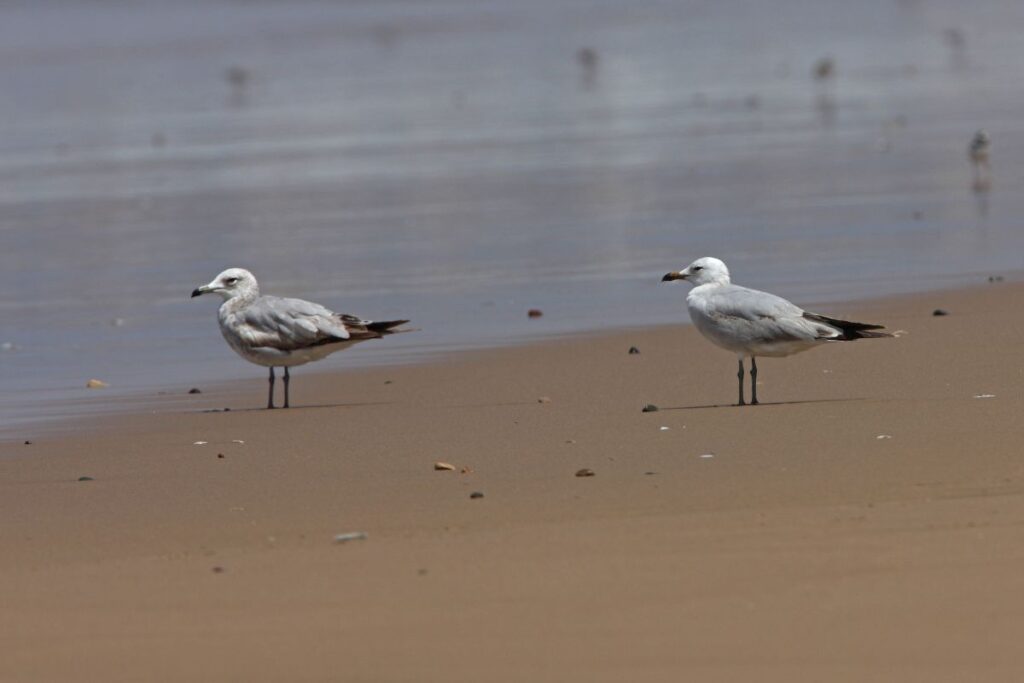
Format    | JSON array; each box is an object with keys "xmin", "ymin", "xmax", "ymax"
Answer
[{"xmin": 2, "ymin": 0, "xmax": 1023, "ymax": 431}]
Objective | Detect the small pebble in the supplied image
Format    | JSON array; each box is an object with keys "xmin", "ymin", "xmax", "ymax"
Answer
[
  {"xmin": 78, "ymin": 476, "xmax": 94, "ymax": 482},
  {"xmin": 575, "ymin": 468, "xmax": 595, "ymax": 477},
  {"xmin": 700, "ymin": 453, "xmax": 715, "ymax": 459},
  {"xmin": 537, "ymin": 396, "xmax": 552, "ymax": 404},
  {"xmin": 86, "ymin": 379, "xmax": 108, "ymax": 389},
  {"xmin": 470, "ymin": 491, "xmax": 485, "ymax": 499},
  {"xmin": 641, "ymin": 404, "xmax": 659, "ymax": 413},
  {"xmin": 434, "ymin": 461, "xmax": 456, "ymax": 471},
  {"xmin": 644, "ymin": 471, "xmax": 658, "ymax": 476},
  {"xmin": 460, "ymin": 466, "xmax": 473, "ymax": 474},
  {"xmin": 659, "ymin": 426, "xmax": 670, "ymax": 431},
  {"xmin": 333, "ymin": 532, "xmax": 368, "ymax": 544},
  {"xmin": 384, "ymin": 380, "xmax": 393, "ymax": 385},
  {"xmin": 527, "ymin": 309, "xmax": 543, "ymax": 318},
  {"xmin": 188, "ymin": 387, "xmax": 202, "ymax": 394},
  {"xmin": 932, "ymin": 309, "xmax": 949, "ymax": 316},
  {"xmin": 24, "ymin": 440, "xmax": 31, "ymax": 445},
  {"xmin": 217, "ymin": 453, "xmax": 225, "ymax": 459},
  {"xmin": 211, "ymin": 566, "xmax": 225, "ymax": 574},
  {"xmin": 876, "ymin": 434, "xmax": 892, "ymax": 440},
  {"xmin": 628, "ymin": 346, "xmax": 640, "ymax": 355}
]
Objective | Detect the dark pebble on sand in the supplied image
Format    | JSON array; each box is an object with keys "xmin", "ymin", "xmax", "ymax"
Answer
[
  {"xmin": 628, "ymin": 346, "xmax": 640, "ymax": 355},
  {"xmin": 644, "ymin": 471, "xmax": 658, "ymax": 476},
  {"xmin": 78, "ymin": 476, "xmax": 94, "ymax": 482},
  {"xmin": 217, "ymin": 453, "xmax": 225, "ymax": 459},
  {"xmin": 188, "ymin": 388, "xmax": 202, "ymax": 394},
  {"xmin": 642, "ymin": 404, "xmax": 659, "ymax": 413},
  {"xmin": 212, "ymin": 566, "xmax": 225, "ymax": 574},
  {"xmin": 988, "ymin": 275, "xmax": 1004, "ymax": 283},
  {"xmin": 470, "ymin": 491, "xmax": 484, "ymax": 499},
  {"xmin": 24, "ymin": 440, "xmax": 31, "ymax": 445},
  {"xmin": 528, "ymin": 309, "xmax": 543, "ymax": 318},
  {"xmin": 575, "ymin": 468, "xmax": 595, "ymax": 477},
  {"xmin": 932, "ymin": 309, "xmax": 949, "ymax": 316}
]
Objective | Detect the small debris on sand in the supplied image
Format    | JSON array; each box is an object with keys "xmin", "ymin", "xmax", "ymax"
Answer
[
  {"xmin": 469, "ymin": 491, "xmax": 485, "ymax": 499},
  {"xmin": 188, "ymin": 388, "xmax": 202, "ymax": 394},
  {"xmin": 193, "ymin": 441, "xmax": 208, "ymax": 446},
  {"xmin": 932, "ymin": 309, "xmax": 949, "ymax": 316},
  {"xmin": 974, "ymin": 394, "xmax": 996, "ymax": 399},
  {"xmin": 86, "ymin": 379, "xmax": 108, "ymax": 389},
  {"xmin": 460, "ymin": 466, "xmax": 473, "ymax": 474},
  {"xmin": 217, "ymin": 453, "xmax": 225, "ymax": 459},
  {"xmin": 628, "ymin": 346, "xmax": 640, "ymax": 354},
  {"xmin": 434, "ymin": 461, "xmax": 456, "ymax": 471},
  {"xmin": 575, "ymin": 468, "xmax": 595, "ymax": 477},
  {"xmin": 537, "ymin": 396, "xmax": 552, "ymax": 404},
  {"xmin": 876, "ymin": 435, "xmax": 893, "ymax": 440},
  {"xmin": 988, "ymin": 275, "xmax": 1004, "ymax": 283},
  {"xmin": 333, "ymin": 532, "xmax": 368, "ymax": 544},
  {"xmin": 528, "ymin": 309, "xmax": 543, "ymax": 318},
  {"xmin": 642, "ymin": 404, "xmax": 659, "ymax": 413},
  {"xmin": 24, "ymin": 441, "xmax": 31, "ymax": 445},
  {"xmin": 211, "ymin": 566, "xmax": 225, "ymax": 574},
  {"xmin": 700, "ymin": 453, "xmax": 715, "ymax": 459},
  {"xmin": 78, "ymin": 476, "xmax": 94, "ymax": 482}
]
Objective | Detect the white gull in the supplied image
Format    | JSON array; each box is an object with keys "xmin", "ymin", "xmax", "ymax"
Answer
[
  {"xmin": 662, "ymin": 257, "xmax": 890, "ymax": 405},
  {"xmin": 192, "ymin": 268, "xmax": 409, "ymax": 409}
]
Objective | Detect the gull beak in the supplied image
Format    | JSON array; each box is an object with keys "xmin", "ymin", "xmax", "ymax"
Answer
[
  {"xmin": 191, "ymin": 285, "xmax": 211, "ymax": 298},
  {"xmin": 662, "ymin": 271, "xmax": 686, "ymax": 282}
]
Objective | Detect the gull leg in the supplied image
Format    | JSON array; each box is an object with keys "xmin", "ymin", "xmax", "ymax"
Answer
[
  {"xmin": 283, "ymin": 367, "xmax": 290, "ymax": 409},
  {"xmin": 736, "ymin": 358, "xmax": 746, "ymax": 406},
  {"xmin": 750, "ymin": 356, "xmax": 759, "ymax": 405},
  {"xmin": 267, "ymin": 367, "xmax": 276, "ymax": 409}
]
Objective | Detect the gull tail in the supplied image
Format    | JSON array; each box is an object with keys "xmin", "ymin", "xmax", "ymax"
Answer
[
  {"xmin": 366, "ymin": 319, "xmax": 411, "ymax": 335},
  {"xmin": 803, "ymin": 312, "xmax": 892, "ymax": 341}
]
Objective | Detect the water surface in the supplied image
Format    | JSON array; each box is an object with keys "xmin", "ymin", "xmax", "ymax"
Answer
[{"xmin": 2, "ymin": 0, "xmax": 1023, "ymax": 431}]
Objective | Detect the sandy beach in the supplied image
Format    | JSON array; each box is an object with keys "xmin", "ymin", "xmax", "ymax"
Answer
[{"xmin": 3, "ymin": 280, "xmax": 1023, "ymax": 681}]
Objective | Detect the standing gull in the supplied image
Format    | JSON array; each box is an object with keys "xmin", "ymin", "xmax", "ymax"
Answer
[
  {"xmin": 662, "ymin": 257, "xmax": 891, "ymax": 406},
  {"xmin": 192, "ymin": 268, "xmax": 409, "ymax": 409}
]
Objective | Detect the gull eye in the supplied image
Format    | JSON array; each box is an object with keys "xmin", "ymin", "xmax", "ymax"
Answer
[
  {"xmin": 225, "ymin": 277, "xmax": 239, "ymax": 285},
  {"xmin": 691, "ymin": 266, "xmax": 703, "ymax": 272}
]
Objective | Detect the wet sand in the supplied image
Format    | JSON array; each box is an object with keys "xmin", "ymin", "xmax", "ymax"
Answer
[{"xmin": 3, "ymin": 281, "xmax": 1024, "ymax": 681}]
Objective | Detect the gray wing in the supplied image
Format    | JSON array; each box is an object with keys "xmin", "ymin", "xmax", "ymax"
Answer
[
  {"xmin": 705, "ymin": 286, "xmax": 823, "ymax": 342},
  {"xmin": 234, "ymin": 296, "xmax": 362, "ymax": 351}
]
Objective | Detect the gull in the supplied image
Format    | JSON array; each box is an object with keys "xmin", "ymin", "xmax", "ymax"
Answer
[
  {"xmin": 662, "ymin": 257, "xmax": 891, "ymax": 406},
  {"xmin": 192, "ymin": 268, "xmax": 409, "ymax": 409},
  {"xmin": 969, "ymin": 129, "xmax": 991, "ymax": 183}
]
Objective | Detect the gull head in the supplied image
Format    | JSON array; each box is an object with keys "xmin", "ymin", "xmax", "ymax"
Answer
[
  {"xmin": 662, "ymin": 257, "xmax": 731, "ymax": 287},
  {"xmin": 191, "ymin": 268, "xmax": 259, "ymax": 301}
]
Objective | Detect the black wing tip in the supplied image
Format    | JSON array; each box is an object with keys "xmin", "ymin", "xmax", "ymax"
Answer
[{"xmin": 804, "ymin": 312, "xmax": 890, "ymax": 340}]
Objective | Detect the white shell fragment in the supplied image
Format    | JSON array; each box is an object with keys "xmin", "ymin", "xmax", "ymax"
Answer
[
  {"xmin": 434, "ymin": 461, "xmax": 456, "ymax": 471},
  {"xmin": 700, "ymin": 453, "xmax": 715, "ymax": 459},
  {"xmin": 333, "ymin": 532, "xmax": 368, "ymax": 544},
  {"xmin": 193, "ymin": 441, "xmax": 209, "ymax": 445},
  {"xmin": 974, "ymin": 394, "xmax": 996, "ymax": 399},
  {"xmin": 876, "ymin": 434, "xmax": 892, "ymax": 440},
  {"xmin": 659, "ymin": 426, "xmax": 670, "ymax": 431}
]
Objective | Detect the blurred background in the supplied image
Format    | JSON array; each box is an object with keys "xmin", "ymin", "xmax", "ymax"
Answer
[{"xmin": 1, "ymin": 0, "xmax": 1020, "ymax": 428}]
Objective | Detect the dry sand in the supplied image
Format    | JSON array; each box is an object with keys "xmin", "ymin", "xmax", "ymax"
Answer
[{"xmin": 2, "ymin": 281, "xmax": 1024, "ymax": 682}]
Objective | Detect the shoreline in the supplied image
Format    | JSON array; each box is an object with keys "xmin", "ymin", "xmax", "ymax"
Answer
[
  {"xmin": 3, "ymin": 279, "xmax": 1024, "ymax": 680},
  {"xmin": 7, "ymin": 273, "xmax": 1015, "ymax": 441}
]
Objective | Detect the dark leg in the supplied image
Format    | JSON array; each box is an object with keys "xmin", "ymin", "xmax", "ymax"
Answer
[
  {"xmin": 267, "ymin": 367, "xmax": 276, "ymax": 409},
  {"xmin": 283, "ymin": 367, "xmax": 291, "ymax": 409},
  {"xmin": 750, "ymin": 356, "xmax": 759, "ymax": 405},
  {"xmin": 736, "ymin": 358, "xmax": 745, "ymax": 406}
]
